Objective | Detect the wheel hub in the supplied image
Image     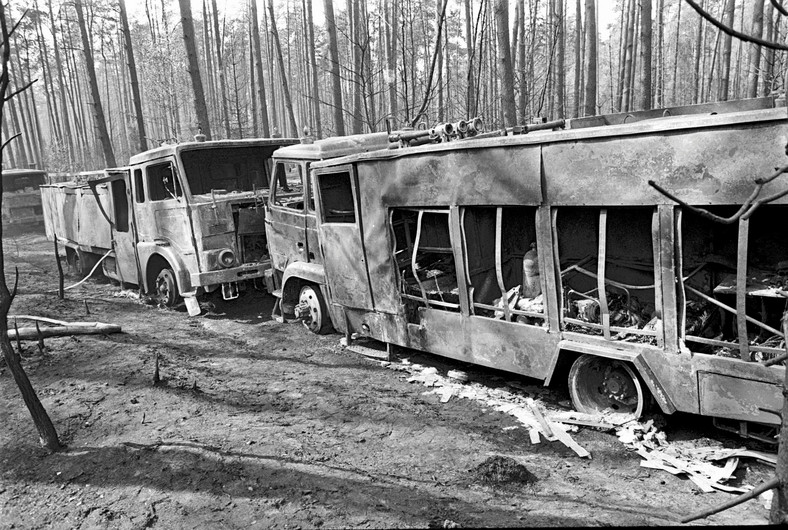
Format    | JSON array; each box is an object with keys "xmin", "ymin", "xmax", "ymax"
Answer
[{"xmin": 294, "ymin": 301, "xmax": 312, "ymax": 322}]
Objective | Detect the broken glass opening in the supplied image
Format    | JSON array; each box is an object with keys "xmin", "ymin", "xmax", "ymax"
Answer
[
  {"xmin": 680, "ymin": 205, "xmax": 787, "ymax": 362},
  {"xmin": 557, "ymin": 207, "xmax": 659, "ymax": 344},
  {"xmin": 392, "ymin": 208, "xmax": 459, "ymax": 320},
  {"xmin": 181, "ymin": 146, "xmax": 276, "ymax": 196},
  {"xmin": 462, "ymin": 206, "xmax": 545, "ymax": 326}
]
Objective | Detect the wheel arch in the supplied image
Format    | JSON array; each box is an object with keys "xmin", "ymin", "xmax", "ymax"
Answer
[
  {"xmin": 545, "ymin": 340, "xmax": 677, "ymax": 415},
  {"xmin": 142, "ymin": 250, "xmax": 192, "ymax": 296},
  {"xmin": 280, "ymin": 262, "xmax": 327, "ymax": 317}
]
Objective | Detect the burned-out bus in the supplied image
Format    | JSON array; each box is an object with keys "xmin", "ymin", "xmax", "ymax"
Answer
[{"xmin": 271, "ymin": 97, "xmax": 788, "ymax": 439}]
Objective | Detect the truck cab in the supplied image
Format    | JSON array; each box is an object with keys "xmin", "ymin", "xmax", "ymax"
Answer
[
  {"xmin": 43, "ymin": 137, "xmax": 297, "ymax": 314},
  {"xmin": 264, "ymin": 133, "xmax": 392, "ymax": 331}
]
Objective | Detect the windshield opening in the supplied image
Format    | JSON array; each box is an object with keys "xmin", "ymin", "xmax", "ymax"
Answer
[
  {"xmin": 5, "ymin": 172, "xmax": 45, "ymax": 192},
  {"xmin": 180, "ymin": 146, "xmax": 276, "ymax": 195}
]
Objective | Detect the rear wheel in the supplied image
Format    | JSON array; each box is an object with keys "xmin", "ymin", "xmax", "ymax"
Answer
[
  {"xmin": 568, "ymin": 354, "xmax": 645, "ymax": 420},
  {"xmin": 296, "ymin": 284, "xmax": 332, "ymax": 334},
  {"xmin": 155, "ymin": 268, "xmax": 181, "ymax": 307}
]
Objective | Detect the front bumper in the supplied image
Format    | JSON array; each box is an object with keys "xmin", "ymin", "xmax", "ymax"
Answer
[{"xmin": 191, "ymin": 260, "xmax": 271, "ymax": 287}]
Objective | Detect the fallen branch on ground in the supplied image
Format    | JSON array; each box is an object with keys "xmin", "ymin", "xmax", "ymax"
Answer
[{"xmin": 7, "ymin": 320, "xmax": 121, "ymax": 340}]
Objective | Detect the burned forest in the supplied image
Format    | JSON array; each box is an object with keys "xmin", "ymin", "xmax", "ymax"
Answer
[{"xmin": 4, "ymin": 0, "xmax": 788, "ymax": 528}]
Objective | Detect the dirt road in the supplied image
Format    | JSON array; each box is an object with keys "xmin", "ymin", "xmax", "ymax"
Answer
[{"xmin": 0, "ymin": 232, "xmax": 776, "ymax": 528}]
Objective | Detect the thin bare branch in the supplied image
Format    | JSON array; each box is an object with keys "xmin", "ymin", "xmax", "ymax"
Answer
[
  {"xmin": 684, "ymin": 0, "xmax": 788, "ymax": 51},
  {"xmin": 410, "ymin": 0, "xmax": 450, "ymax": 127},
  {"xmin": 10, "ymin": 267, "xmax": 18, "ymax": 301},
  {"xmin": 4, "ymin": 79, "xmax": 35, "ymax": 101},
  {"xmin": 682, "ymin": 477, "xmax": 780, "ymax": 523},
  {"xmin": 648, "ymin": 164, "xmax": 788, "ymax": 224},
  {"xmin": 1, "ymin": 132, "xmax": 22, "ymax": 153},
  {"xmin": 772, "ymin": 0, "xmax": 788, "ymax": 17}
]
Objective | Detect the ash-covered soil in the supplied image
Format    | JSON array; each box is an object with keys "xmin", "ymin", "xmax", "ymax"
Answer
[{"xmin": 0, "ymin": 231, "xmax": 775, "ymax": 528}]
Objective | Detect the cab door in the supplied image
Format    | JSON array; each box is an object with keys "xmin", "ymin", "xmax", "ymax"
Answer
[
  {"xmin": 90, "ymin": 170, "xmax": 141, "ymax": 285},
  {"xmin": 265, "ymin": 160, "xmax": 311, "ymax": 271},
  {"xmin": 314, "ymin": 165, "xmax": 373, "ymax": 309}
]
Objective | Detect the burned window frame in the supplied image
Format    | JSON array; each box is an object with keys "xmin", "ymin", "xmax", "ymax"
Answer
[
  {"xmin": 316, "ymin": 167, "xmax": 357, "ymax": 224},
  {"xmin": 555, "ymin": 206, "xmax": 661, "ymax": 344},
  {"xmin": 146, "ymin": 161, "xmax": 183, "ymax": 202},
  {"xmin": 270, "ymin": 160, "xmax": 310, "ymax": 212},
  {"xmin": 459, "ymin": 206, "xmax": 546, "ymax": 326},
  {"xmin": 676, "ymin": 206, "xmax": 787, "ymax": 362},
  {"xmin": 391, "ymin": 207, "xmax": 461, "ymax": 312}
]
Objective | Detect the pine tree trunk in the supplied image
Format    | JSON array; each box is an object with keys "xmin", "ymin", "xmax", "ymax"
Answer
[
  {"xmin": 306, "ymin": 0, "xmax": 322, "ymax": 138},
  {"xmin": 494, "ymin": 0, "xmax": 516, "ymax": 126},
  {"xmin": 268, "ymin": 0, "xmax": 298, "ymax": 136},
  {"xmin": 718, "ymin": 0, "xmax": 735, "ymax": 101},
  {"xmin": 323, "ymin": 0, "xmax": 345, "ymax": 135},
  {"xmin": 746, "ymin": 0, "xmax": 765, "ymax": 98},
  {"xmin": 119, "ymin": 0, "xmax": 148, "ymax": 151},
  {"xmin": 639, "ymin": 0, "xmax": 652, "ymax": 110},
  {"xmin": 464, "ymin": 0, "xmax": 476, "ymax": 117},
  {"xmin": 385, "ymin": 0, "xmax": 398, "ymax": 127},
  {"xmin": 177, "ymin": 0, "xmax": 212, "ymax": 140},
  {"xmin": 47, "ymin": 1, "xmax": 74, "ymax": 167},
  {"xmin": 555, "ymin": 0, "xmax": 565, "ymax": 118},
  {"xmin": 211, "ymin": 0, "xmax": 232, "ymax": 137},
  {"xmin": 74, "ymin": 0, "xmax": 116, "ymax": 167},
  {"xmin": 583, "ymin": 0, "xmax": 597, "ymax": 116},
  {"xmin": 574, "ymin": 0, "xmax": 582, "ymax": 117},
  {"xmin": 0, "ymin": 4, "xmax": 61, "ymax": 453}
]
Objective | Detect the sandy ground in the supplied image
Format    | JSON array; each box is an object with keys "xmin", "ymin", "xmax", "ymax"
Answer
[{"xmin": 0, "ymin": 231, "xmax": 778, "ymax": 528}]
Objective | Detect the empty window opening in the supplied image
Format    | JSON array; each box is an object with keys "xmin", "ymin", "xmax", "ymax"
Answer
[
  {"xmin": 147, "ymin": 162, "xmax": 182, "ymax": 201},
  {"xmin": 271, "ymin": 162, "xmax": 306, "ymax": 211},
  {"xmin": 111, "ymin": 179, "xmax": 129, "ymax": 233},
  {"xmin": 557, "ymin": 207, "xmax": 659, "ymax": 344},
  {"xmin": 462, "ymin": 206, "xmax": 545, "ymax": 326},
  {"xmin": 680, "ymin": 205, "xmax": 788, "ymax": 362},
  {"xmin": 392, "ymin": 209, "xmax": 459, "ymax": 321},
  {"xmin": 134, "ymin": 169, "xmax": 145, "ymax": 203},
  {"xmin": 319, "ymin": 171, "xmax": 356, "ymax": 223},
  {"xmin": 181, "ymin": 145, "xmax": 274, "ymax": 195}
]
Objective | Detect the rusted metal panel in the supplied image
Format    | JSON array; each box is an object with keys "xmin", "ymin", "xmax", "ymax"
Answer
[
  {"xmin": 536, "ymin": 207, "xmax": 560, "ymax": 332},
  {"xmin": 413, "ymin": 309, "xmax": 559, "ymax": 378},
  {"xmin": 369, "ymin": 146, "xmax": 542, "ymax": 207},
  {"xmin": 266, "ymin": 206, "xmax": 308, "ymax": 273},
  {"xmin": 319, "ymin": 225, "xmax": 374, "ymax": 309},
  {"xmin": 658, "ymin": 206, "xmax": 679, "ymax": 354},
  {"xmin": 698, "ymin": 372, "xmax": 782, "ymax": 425},
  {"xmin": 542, "ymin": 118, "xmax": 788, "ymax": 206}
]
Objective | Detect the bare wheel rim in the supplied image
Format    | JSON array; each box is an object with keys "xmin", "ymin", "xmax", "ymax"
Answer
[
  {"xmin": 156, "ymin": 269, "xmax": 178, "ymax": 306},
  {"xmin": 299, "ymin": 286, "xmax": 323, "ymax": 333},
  {"xmin": 568, "ymin": 355, "xmax": 644, "ymax": 419}
]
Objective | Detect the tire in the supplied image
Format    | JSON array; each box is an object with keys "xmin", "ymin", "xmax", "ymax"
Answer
[
  {"xmin": 568, "ymin": 354, "xmax": 646, "ymax": 420},
  {"xmin": 155, "ymin": 268, "xmax": 181, "ymax": 307},
  {"xmin": 297, "ymin": 284, "xmax": 332, "ymax": 334}
]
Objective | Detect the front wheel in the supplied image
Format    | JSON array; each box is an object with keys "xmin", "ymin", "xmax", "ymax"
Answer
[
  {"xmin": 568, "ymin": 354, "xmax": 646, "ymax": 420},
  {"xmin": 155, "ymin": 268, "xmax": 181, "ymax": 307},
  {"xmin": 296, "ymin": 284, "xmax": 332, "ymax": 334}
]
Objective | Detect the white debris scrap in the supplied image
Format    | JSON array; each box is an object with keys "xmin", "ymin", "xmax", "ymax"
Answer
[{"xmin": 392, "ymin": 358, "xmax": 591, "ymax": 458}]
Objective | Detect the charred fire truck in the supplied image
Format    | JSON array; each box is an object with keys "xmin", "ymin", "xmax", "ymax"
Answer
[
  {"xmin": 41, "ymin": 137, "xmax": 297, "ymax": 314},
  {"xmin": 267, "ymin": 97, "xmax": 788, "ymax": 440},
  {"xmin": 2, "ymin": 168, "xmax": 48, "ymax": 228}
]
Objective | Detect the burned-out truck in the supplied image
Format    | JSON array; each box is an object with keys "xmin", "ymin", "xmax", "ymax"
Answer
[
  {"xmin": 42, "ymin": 137, "xmax": 296, "ymax": 314},
  {"xmin": 270, "ymin": 97, "xmax": 788, "ymax": 440}
]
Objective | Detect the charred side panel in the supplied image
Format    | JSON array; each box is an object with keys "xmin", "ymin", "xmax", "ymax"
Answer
[
  {"xmin": 373, "ymin": 146, "xmax": 542, "ymax": 207},
  {"xmin": 542, "ymin": 119, "xmax": 788, "ymax": 206}
]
